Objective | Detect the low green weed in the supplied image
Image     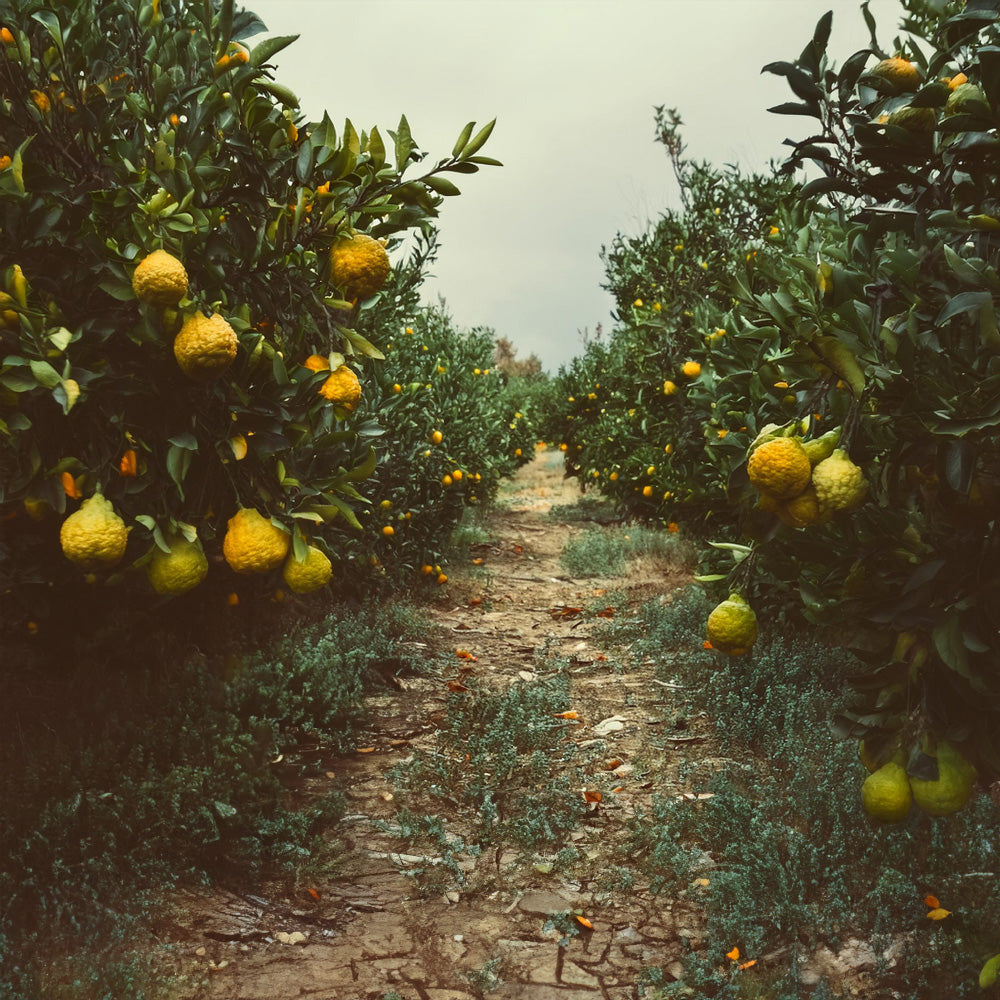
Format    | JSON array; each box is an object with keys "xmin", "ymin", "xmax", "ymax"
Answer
[
  {"xmin": 390, "ymin": 673, "xmax": 586, "ymax": 848},
  {"xmin": 561, "ymin": 524, "xmax": 684, "ymax": 578},
  {"xmin": 618, "ymin": 586, "xmax": 1000, "ymax": 998},
  {"xmin": 0, "ymin": 602, "xmax": 426, "ymax": 999}
]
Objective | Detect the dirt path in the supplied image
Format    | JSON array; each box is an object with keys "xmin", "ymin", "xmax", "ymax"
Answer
[{"xmin": 157, "ymin": 448, "xmax": 703, "ymax": 1000}]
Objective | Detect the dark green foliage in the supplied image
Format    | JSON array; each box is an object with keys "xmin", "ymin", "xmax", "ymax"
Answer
[{"xmin": 0, "ymin": 601, "xmax": 424, "ymax": 998}]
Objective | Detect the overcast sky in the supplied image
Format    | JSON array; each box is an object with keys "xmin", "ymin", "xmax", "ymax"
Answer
[{"xmin": 249, "ymin": 0, "xmax": 901, "ymax": 372}]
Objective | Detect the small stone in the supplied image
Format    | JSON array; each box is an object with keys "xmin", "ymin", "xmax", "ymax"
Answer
[
  {"xmin": 288, "ymin": 931, "xmax": 308, "ymax": 946},
  {"xmin": 453, "ymin": 934, "xmax": 464, "ymax": 942},
  {"xmin": 592, "ymin": 716, "xmax": 627, "ymax": 736},
  {"xmin": 194, "ymin": 947, "xmax": 207, "ymax": 957},
  {"xmin": 517, "ymin": 890, "xmax": 574, "ymax": 916},
  {"xmin": 445, "ymin": 891, "xmax": 461, "ymax": 903}
]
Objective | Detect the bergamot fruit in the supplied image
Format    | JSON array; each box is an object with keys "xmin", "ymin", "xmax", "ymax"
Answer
[
  {"xmin": 944, "ymin": 82, "xmax": 987, "ymax": 116},
  {"xmin": 870, "ymin": 56, "xmax": 921, "ymax": 91},
  {"xmin": 147, "ymin": 535, "xmax": 209, "ymax": 595},
  {"xmin": 223, "ymin": 508, "xmax": 290, "ymax": 574},
  {"xmin": 862, "ymin": 761, "xmax": 912, "ymax": 822},
  {"xmin": 173, "ymin": 312, "xmax": 238, "ymax": 380},
  {"xmin": 706, "ymin": 593, "xmax": 758, "ymax": 656},
  {"xmin": 329, "ymin": 232, "xmax": 390, "ymax": 301},
  {"xmin": 885, "ymin": 106, "xmax": 936, "ymax": 133},
  {"xmin": 747, "ymin": 437, "xmax": 812, "ymax": 500},
  {"xmin": 132, "ymin": 249, "xmax": 188, "ymax": 306},
  {"xmin": 60, "ymin": 493, "xmax": 129, "ymax": 568},
  {"xmin": 909, "ymin": 741, "xmax": 976, "ymax": 816},
  {"xmin": 802, "ymin": 428, "xmax": 841, "ymax": 467},
  {"xmin": 330, "ymin": 233, "xmax": 390, "ymax": 301},
  {"xmin": 282, "ymin": 545, "xmax": 333, "ymax": 593},
  {"xmin": 811, "ymin": 449, "xmax": 868, "ymax": 512},
  {"xmin": 319, "ymin": 364, "xmax": 362, "ymax": 411},
  {"xmin": 777, "ymin": 485, "xmax": 830, "ymax": 528}
]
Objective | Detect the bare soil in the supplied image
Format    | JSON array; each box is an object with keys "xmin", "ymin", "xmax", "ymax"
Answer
[{"xmin": 153, "ymin": 448, "xmax": 710, "ymax": 1000}]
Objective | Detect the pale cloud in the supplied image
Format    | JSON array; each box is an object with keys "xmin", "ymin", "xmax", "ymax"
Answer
[{"xmin": 250, "ymin": 0, "xmax": 901, "ymax": 370}]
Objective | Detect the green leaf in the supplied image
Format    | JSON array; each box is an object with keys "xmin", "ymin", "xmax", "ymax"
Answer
[
  {"xmin": 167, "ymin": 432, "xmax": 198, "ymax": 450},
  {"xmin": 215, "ymin": 0, "xmax": 235, "ymax": 59},
  {"xmin": 324, "ymin": 495, "xmax": 363, "ymax": 530},
  {"xmin": 166, "ymin": 444, "xmax": 191, "ymax": 498},
  {"xmin": 424, "ymin": 175, "xmax": 461, "ymax": 196},
  {"xmin": 460, "ymin": 118, "xmax": 495, "ymax": 158},
  {"xmin": 250, "ymin": 34, "xmax": 298, "ymax": 68},
  {"xmin": 30, "ymin": 10, "xmax": 64, "ymax": 62},
  {"xmin": 933, "ymin": 615, "xmax": 970, "ymax": 678},
  {"xmin": 451, "ymin": 121, "xmax": 475, "ymax": 158},
  {"xmin": 367, "ymin": 126, "xmax": 386, "ymax": 168},
  {"xmin": 936, "ymin": 290, "xmax": 992, "ymax": 326},
  {"xmin": 342, "ymin": 328, "xmax": 386, "ymax": 359},
  {"xmin": 393, "ymin": 114, "xmax": 413, "ymax": 171},
  {"xmin": 343, "ymin": 446, "xmax": 376, "ymax": 482},
  {"xmin": 693, "ymin": 574, "xmax": 728, "ymax": 582},
  {"xmin": 29, "ymin": 360, "xmax": 61, "ymax": 389},
  {"xmin": 258, "ymin": 79, "xmax": 299, "ymax": 108}
]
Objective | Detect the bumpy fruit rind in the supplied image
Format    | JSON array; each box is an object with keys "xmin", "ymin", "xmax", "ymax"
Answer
[
  {"xmin": 706, "ymin": 593, "xmax": 758, "ymax": 656},
  {"xmin": 811, "ymin": 449, "xmax": 868, "ymax": 512},
  {"xmin": 862, "ymin": 761, "xmax": 912, "ymax": 822},
  {"xmin": 329, "ymin": 232, "xmax": 390, "ymax": 301},
  {"xmin": 282, "ymin": 545, "xmax": 333, "ymax": 593},
  {"xmin": 60, "ymin": 494, "xmax": 129, "ymax": 568},
  {"xmin": 909, "ymin": 741, "xmax": 976, "ymax": 816},
  {"xmin": 747, "ymin": 437, "xmax": 812, "ymax": 500},
  {"xmin": 870, "ymin": 56, "xmax": 921, "ymax": 92},
  {"xmin": 223, "ymin": 508, "xmax": 290, "ymax": 574},
  {"xmin": 778, "ymin": 486, "xmax": 830, "ymax": 528},
  {"xmin": 132, "ymin": 249, "xmax": 188, "ymax": 306},
  {"xmin": 147, "ymin": 535, "xmax": 209, "ymax": 595},
  {"xmin": 173, "ymin": 312, "xmax": 238, "ymax": 380},
  {"xmin": 318, "ymin": 364, "xmax": 362, "ymax": 411}
]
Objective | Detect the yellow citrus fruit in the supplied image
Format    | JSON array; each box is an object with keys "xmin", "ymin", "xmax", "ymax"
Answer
[
  {"xmin": 909, "ymin": 742, "xmax": 976, "ymax": 816},
  {"xmin": 382, "ymin": 525, "xmax": 394, "ymax": 537},
  {"xmin": 777, "ymin": 486, "xmax": 830, "ymax": 528},
  {"xmin": 747, "ymin": 437, "xmax": 812, "ymax": 500},
  {"xmin": 430, "ymin": 430, "xmax": 443, "ymax": 445},
  {"xmin": 0, "ymin": 291, "xmax": 17, "ymax": 329},
  {"xmin": 885, "ymin": 106, "xmax": 936, "ymax": 133},
  {"xmin": 682, "ymin": 361, "xmax": 701, "ymax": 378},
  {"xmin": 173, "ymin": 312, "xmax": 238, "ymax": 380},
  {"xmin": 642, "ymin": 485, "xmax": 653, "ymax": 497},
  {"xmin": 60, "ymin": 494, "xmax": 129, "ymax": 568},
  {"xmin": 706, "ymin": 593, "xmax": 758, "ymax": 656},
  {"xmin": 147, "ymin": 535, "xmax": 209, "ymax": 595},
  {"xmin": 945, "ymin": 82, "xmax": 988, "ymax": 116},
  {"xmin": 132, "ymin": 249, "xmax": 188, "ymax": 306},
  {"xmin": 318, "ymin": 365, "xmax": 362, "ymax": 411},
  {"xmin": 329, "ymin": 232, "xmax": 390, "ymax": 301},
  {"xmin": 222, "ymin": 508, "xmax": 290, "ymax": 574},
  {"xmin": 437, "ymin": 572, "xmax": 448, "ymax": 585},
  {"xmin": 442, "ymin": 475, "xmax": 453, "ymax": 486},
  {"xmin": 861, "ymin": 761, "xmax": 912, "ymax": 822},
  {"xmin": 421, "ymin": 564, "xmax": 434, "ymax": 575},
  {"xmin": 663, "ymin": 380, "xmax": 677, "ymax": 395},
  {"xmin": 452, "ymin": 470, "xmax": 463, "ymax": 481},
  {"xmin": 282, "ymin": 545, "xmax": 333, "ymax": 593},
  {"xmin": 871, "ymin": 56, "xmax": 921, "ymax": 91},
  {"xmin": 811, "ymin": 449, "xmax": 868, "ymax": 512}
]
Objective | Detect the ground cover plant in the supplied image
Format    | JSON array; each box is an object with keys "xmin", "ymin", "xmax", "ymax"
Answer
[{"xmin": 608, "ymin": 587, "xmax": 1000, "ymax": 998}]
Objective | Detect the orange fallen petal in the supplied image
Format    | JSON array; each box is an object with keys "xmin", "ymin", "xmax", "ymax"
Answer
[
  {"xmin": 307, "ymin": 888, "xmax": 320, "ymax": 901},
  {"xmin": 926, "ymin": 908, "xmax": 951, "ymax": 920},
  {"xmin": 703, "ymin": 640, "xmax": 714, "ymax": 649},
  {"xmin": 726, "ymin": 947, "xmax": 740, "ymax": 961},
  {"xmin": 553, "ymin": 711, "xmax": 579, "ymax": 719},
  {"xmin": 738, "ymin": 959, "xmax": 757, "ymax": 971},
  {"xmin": 575, "ymin": 916, "xmax": 593, "ymax": 929},
  {"xmin": 355, "ymin": 746, "xmax": 376, "ymax": 754},
  {"xmin": 667, "ymin": 522, "xmax": 679, "ymax": 533},
  {"xmin": 924, "ymin": 894, "xmax": 940, "ymax": 909},
  {"xmin": 456, "ymin": 650, "xmax": 476, "ymax": 660}
]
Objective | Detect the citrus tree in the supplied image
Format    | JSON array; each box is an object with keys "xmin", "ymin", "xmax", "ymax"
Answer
[{"xmin": 0, "ymin": 0, "xmax": 500, "ymax": 635}]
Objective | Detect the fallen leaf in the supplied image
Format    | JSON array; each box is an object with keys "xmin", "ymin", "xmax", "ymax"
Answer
[
  {"xmin": 694, "ymin": 878, "xmax": 710, "ymax": 888},
  {"xmin": 447, "ymin": 680, "xmax": 470, "ymax": 692},
  {"xmin": 455, "ymin": 649, "xmax": 477, "ymax": 661},
  {"xmin": 379, "ymin": 791, "xmax": 394, "ymax": 801},
  {"xmin": 595, "ymin": 606, "xmax": 615, "ymax": 618},
  {"xmin": 582, "ymin": 789, "xmax": 602, "ymax": 803},
  {"xmin": 726, "ymin": 947, "xmax": 740, "ymax": 961},
  {"xmin": 548, "ymin": 605, "xmax": 583, "ymax": 619},
  {"xmin": 576, "ymin": 916, "xmax": 593, "ymax": 929},
  {"xmin": 513, "ymin": 544, "xmax": 523, "ymax": 554},
  {"xmin": 926, "ymin": 907, "xmax": 951, "ymax": 920},
  {"xmin": 469, "ymin": 598, "xmax": 482, "ymax": 607},
  {"xmin": 307, "ymin": 888, "xmax": 320, "ymax": 901},
  {"xmin": 472, "ymin": 557, "xmax": 484, "ymax": 565},
  {"xmin": 602, "ymin": 758, "xmax": 623, "ymax": 770},
  {"xmin": 355, "ymin": 747, "xmax": 376, "ymax": 754},
  {"xmin": 553, "ymin": 711, "xmax": 579, "ymax": 720},
  {"xmin": 611, "ymin": 785, "xmax": 625, "ymax": 793},
  {"xmin": 596, "ymin": 654, "xmax": 608, "ymax": 661},
  {"xmin": 738, "ymin": 959, "xmax": 757, "ymax": 971},
  {"xmin": 325, "ymin": 771, "xmax": 336, "ymax": 778},
  {"xmin": 703, "ymin": 640, "xmax": 714, "ymax": 649},
  {"xmin": 924, "ymin": 894, "xmax": 940, "ymax": 909}
]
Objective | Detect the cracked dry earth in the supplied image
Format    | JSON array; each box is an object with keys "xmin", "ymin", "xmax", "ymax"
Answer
[{"xmin": 157, "ymin": 447, "xmax": 709, "ymax": 1000}]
